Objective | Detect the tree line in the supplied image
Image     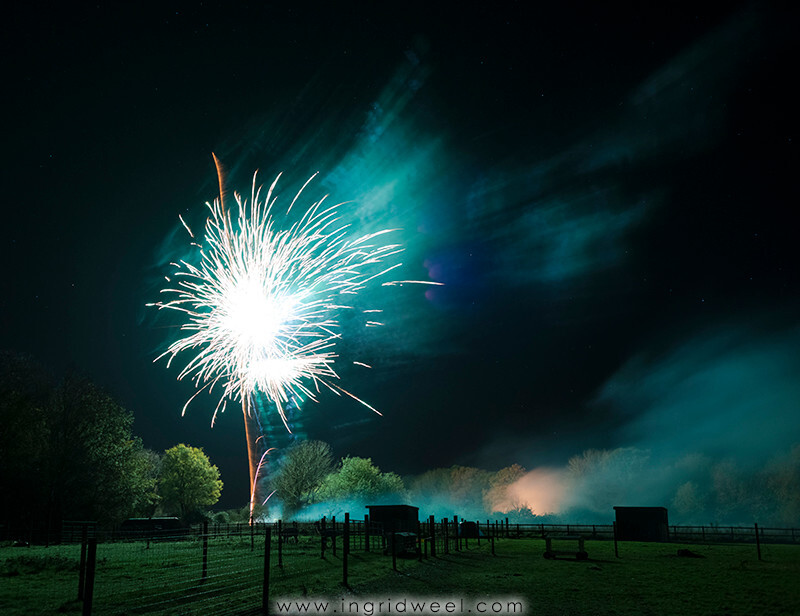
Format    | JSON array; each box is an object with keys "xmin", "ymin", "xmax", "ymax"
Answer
[
  {"xmin": 267, "ymin": 439, "xmax": 528, "ymax": 521},
  {"xmin": 565, "ymin": 446, "xmax": 800, "ymax": 526},
  {"xmin": 7, "ymin": 351, "xmax": 794, "ymax": 531},
  {"xmin": 270, "ymin": 441, "xmax": 800, "ymax": 526},
  {"xmin": 0, "ymin": 352, "xmax": 222, "ymax": 536}
]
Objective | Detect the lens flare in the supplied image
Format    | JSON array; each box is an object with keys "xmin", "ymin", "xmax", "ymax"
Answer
[{"xmin": 149, "ymin": 160, "xmax": 440, "ymax": 519}]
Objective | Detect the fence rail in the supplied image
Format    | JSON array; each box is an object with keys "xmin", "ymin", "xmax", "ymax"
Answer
[
  {"xmin": 5, "ymin": 519, "xmax": 794, "ymax": 547},
  {"xmin": 499, "ymin": 522, "xmax": 799, "ymax": 544},
  {"xmin": 3, "ymin": 517, "xmax": 798, "ymax": 615}
]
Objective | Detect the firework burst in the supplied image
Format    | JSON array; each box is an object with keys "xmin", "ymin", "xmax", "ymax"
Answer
[{"xmin": 150, "ymin": 159, "xmax": 439, "ymax": 518}]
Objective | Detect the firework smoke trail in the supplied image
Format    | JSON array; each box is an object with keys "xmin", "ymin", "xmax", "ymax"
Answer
[{"xmin": 150, "ymin": 159, "xmax": 440, "ymax": 520}]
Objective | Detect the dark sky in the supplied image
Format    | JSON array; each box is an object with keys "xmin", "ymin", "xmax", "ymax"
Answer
[{"xmin": 2, "ymin": 4, "xmax": 798, "ymax": 509}]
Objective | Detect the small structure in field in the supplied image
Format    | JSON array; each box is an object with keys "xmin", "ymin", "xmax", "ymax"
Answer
[
  {"xmin": 118, "ymin": 517, "xmax": 187, "ymax": 539},
  {"xmin": 543, "ymin": 535, "xmax": 588, "ymax": 560},
  {"xmin": 459, "ymin": 521, "xmax": 485, "ymax": 538},
  {"xmin": 366, "ymin": 504, "xmax": 419, "ymax": 555},
  {"xmin": 365, "ymin": 504, "xmax": 419, "ymax": 533},
  {"xmin": 613, "ymin": 506, "xmax": 669, "ymax": 542}
]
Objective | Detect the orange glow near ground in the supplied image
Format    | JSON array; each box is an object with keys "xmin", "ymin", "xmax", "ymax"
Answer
[{"xmin": 493, "ymin": 468, "xmax": 568, "ymax": 516}]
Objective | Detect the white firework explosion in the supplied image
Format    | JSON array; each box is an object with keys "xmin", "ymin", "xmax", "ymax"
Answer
[{"xmin": 150, "ymin": 168, "xmax": 437, "ymax": 430}]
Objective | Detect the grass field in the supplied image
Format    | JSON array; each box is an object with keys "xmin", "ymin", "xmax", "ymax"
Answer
[{"xmin": 1, "ymin": 535, "xmax": 799, "ymax": 615}]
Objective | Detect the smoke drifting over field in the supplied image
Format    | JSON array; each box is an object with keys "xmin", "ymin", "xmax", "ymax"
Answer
[
  {"xmin": 226, "ymin": 317, "xmax": 799, "ymax": 527},
  {"xmin": 495, "ymin": 319, "xmax": 800, "ymax": 525},
  {"xmin": 276, "ymin": 319, "xmax": 800, "ymax": 526}
]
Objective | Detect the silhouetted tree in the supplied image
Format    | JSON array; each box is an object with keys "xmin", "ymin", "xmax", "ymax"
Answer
[
  {"xmin": 44, "ymin": 375, "xmax": 154, "ymax": 527},
  {"xmin": 0, "ymin": 353, "xmax": 173, "ymax": 532},
  {"xmin": 672, "ymin": 481, "xmax": 708, "ymax": 517},
  {"xmin": 566, "ymin": 447, "xmax": 650, "ymax": 513},
  {"xmin": 0, "ymin": 353, "xmax": 159, "ymax": 534},
  {"xmin": 0, "ymin": 352, "xmax": 53, "ymax": 532},
  {"xmin": 766, "ymin": 444, "xmax": 800, "ymax": 525},
  {"xmin": 408, "ymin": 465, "xmax": 493, "ymax": 519},
  {"xmin": 483, "ymin": 463, "xmax": 527, "ymax": 513},
  {"xmin": 272, "ymin": 440, "xmax": 333, "ymax": 518}
]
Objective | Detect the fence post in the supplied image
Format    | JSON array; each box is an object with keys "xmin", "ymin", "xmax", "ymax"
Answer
[
  {"xmin": 613, "ymin": 521, "xmax": 619, "ymax": 558},
  {"xmin": 477, "ymin": 521, "xmax": 481, "ymax": 547},
  {"xmin": 81, "ymin": 538, "xmax": 97, "ymax": 616},
  {"xmin": 491, "ymin": 533, "xmax": 495, "ymax": 556},
  {"xmin": 391, "ymin": 532, "xmax": 397, "ymax": 571},
  {"xmin": 321, "ymin": 517, "xmax": 326, "ymax": 558},
  {"xmin": 343, "ymin": 513, "xmax": 350, "ymax": 587},
  {"xmin": 78, "ymin": 525, "xmax": 88, "ymax": 600},
  {"xmin": 332, "ymin": 516, "xmax": 337, "ymax": 557},
  {"xmin": 429, "ymin": 515, "xmax": 436, "ymax": 557},
  {"xmin": 365, "ymin": 515, "xmax": 370, "ymax": 553},
  {"xmin": 755, "ymin": 523, "xmax": 762, "ymax": 561},
  {"xmin": 278, "ymin": 520, "xmax": 283, "ymax": 568},
  {"xmin": 417, "ymin": 519, "xmax": 423, "ymax": 561},
  {"xmin": 251, "ymin": 520, "xmax": 255, "ymax": 551},
  {"xmin": 443, "ymin": 518, "xmax": 449, "ymax": 554},
  {"xmin": 453, "ymin": 516, "xmax": 459, "ymax": 551},
  {"xmin": 201, "ymin": 521, "xmax": 209, "ymax": 583},
  {"xmin": 263, "ymin": 525, "xmax": 271, "ymax": 616}
]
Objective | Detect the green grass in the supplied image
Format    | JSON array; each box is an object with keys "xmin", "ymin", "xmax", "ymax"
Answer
[{"xmin": 1, "ymin": 536, "xmax": 799, "ymax": 615}]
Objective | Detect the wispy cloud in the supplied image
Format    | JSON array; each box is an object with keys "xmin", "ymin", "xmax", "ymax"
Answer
[
  {"xmin": 595, "ymin": 320, "xmax": 800, "ymax": 463},
  {"xmin": 456, "ymin": 8, "xmax": 763, "ymax": 287}
]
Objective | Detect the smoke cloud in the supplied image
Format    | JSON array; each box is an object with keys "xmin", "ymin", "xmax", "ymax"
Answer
[{"xmin": 491, "ymin": 318, "xmax": 800, "ymax": 525}]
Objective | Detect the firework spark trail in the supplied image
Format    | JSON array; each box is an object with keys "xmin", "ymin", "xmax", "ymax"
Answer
[
  {"xmin": 151, "ymin": 171, "xmax": 434, "ymax": 424},
  {"xmin": 150, "ymin": 165, "xmax": 440, "ymax": 517}
]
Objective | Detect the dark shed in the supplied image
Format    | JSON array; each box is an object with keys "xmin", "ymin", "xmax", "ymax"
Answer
[
  {"xmin": 365, "ymin": 505, "xmax": 419, "ymax": 534},
  {"xmin": 613, "ymin": 506, "xmax": 669, "ymax": 542},
  {"xmin": 119, "ymin": 517, "xmax": 187, "ymax": 538}
]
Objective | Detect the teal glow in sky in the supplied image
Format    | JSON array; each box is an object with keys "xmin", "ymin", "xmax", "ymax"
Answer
[{"xmin": 2, "ymin": 4, "xmax": 797, "ymax": 515}]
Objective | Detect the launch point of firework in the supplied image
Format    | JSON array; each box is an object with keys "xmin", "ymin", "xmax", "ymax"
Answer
[{"xmin": 149, "ymin": 159, "xmax": 440, "ymax": 520}]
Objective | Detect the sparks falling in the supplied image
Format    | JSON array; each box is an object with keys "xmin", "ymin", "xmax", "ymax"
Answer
[{"xmin": 149, "ymin": 159, "xmax": 439, "ymax": 519}]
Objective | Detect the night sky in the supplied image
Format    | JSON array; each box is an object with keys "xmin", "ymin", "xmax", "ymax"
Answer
[{"xmin": 2, "ymin": 4, "xmax": 798, "ymax": 510}]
